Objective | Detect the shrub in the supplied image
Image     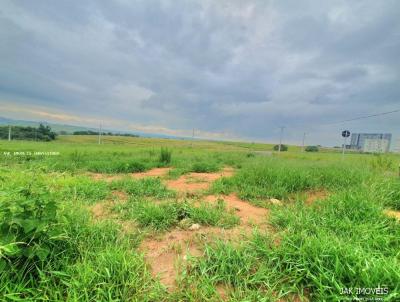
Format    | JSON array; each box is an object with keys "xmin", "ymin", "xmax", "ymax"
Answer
[
  {"xmin": 273, "ymin": 144, "xmax": 288, "ymax": 151},
  {"xmin": 159, "ymin": 148, "xmax": 172, "ymax": 165},
  {"xmin": 116, "ymin": 161, "xmax": 146, "ymax": 173},
  {"xmin": 305, "ymin": 146, "xmax": 319, "ymax": 152},
  {"xmin": 0, "ymin": 185, "xmax": 65, "ymax": 273}
]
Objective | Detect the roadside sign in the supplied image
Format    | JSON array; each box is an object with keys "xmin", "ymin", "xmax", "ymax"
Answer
[
  {"xmin": 342, "ymin": 130, "xmax": 350, "ymax": 138},
  {"xmin": 341, "ymin": 130, "xmax": 350, "ymax": 159}
]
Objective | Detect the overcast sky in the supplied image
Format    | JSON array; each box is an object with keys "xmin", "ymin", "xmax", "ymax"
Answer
[{"xmin": 1, "ymin": 0, "xmax": 399, "ymax": 146}]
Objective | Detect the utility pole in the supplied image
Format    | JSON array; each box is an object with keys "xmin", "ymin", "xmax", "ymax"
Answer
[
  {"xmin": 278, "ymin": 126, "xmax": 285, "ymax": 153},
  {"xmin": 8, "ymin": 125, "xmax": 11, "ymax": 141},
  {"xmin": 301, "ymin": 132, "xmax": 306, "ymax": 152},
  {"xmin": 342, "ymin": 136, "xmax": 347, "ymax": 159},
  {"xmin": 191, "ymin": 128, "xmax": 194, "ymax": 147},
  {"xmin": 98, "ymin": 123, "xmax": 102, "ymax": 145}
]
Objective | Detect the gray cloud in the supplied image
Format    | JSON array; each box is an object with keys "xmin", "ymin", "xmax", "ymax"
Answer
[{"xmin": 0, "ymin": 0, "xmax": 399, "ymax": 146}]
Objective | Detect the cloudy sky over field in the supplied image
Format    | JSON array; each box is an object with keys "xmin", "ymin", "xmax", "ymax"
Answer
[{"xmin": 1, "ymin": 0, "xmax": 399, "ymax": 146}]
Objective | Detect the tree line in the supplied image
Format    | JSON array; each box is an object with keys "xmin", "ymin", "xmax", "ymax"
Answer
[
  {"xmin": 0, "ymin": 124, "xmax": 57, "ymax": 141},
  {"xmin": 73, "ymin": 130, "xmax": 139, "ymax": 137}
]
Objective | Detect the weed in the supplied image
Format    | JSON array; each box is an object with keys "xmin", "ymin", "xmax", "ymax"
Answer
[{"xmin": 159, "ymin": 148, "xmax": 172, "ymax": 165}]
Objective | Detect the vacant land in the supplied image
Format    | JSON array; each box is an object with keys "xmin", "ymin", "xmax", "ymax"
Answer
[{"xmin": 1, "ymin": 136, "xmax": 399, "ymax": 301}]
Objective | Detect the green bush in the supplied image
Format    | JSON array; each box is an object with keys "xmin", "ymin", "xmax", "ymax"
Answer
[
  {"xmin": 0, "ymin": 184, "xmax": 65, "ymax": 273},
  {"xmin": 159, "ymin": 148, "xmax": 172, "ymax": 165},
  {"xmin": 273, "ymin": 144, "xmax": 288, "ymax": 151},
  {"xmin": 305, "ymin": 145, "xmax": 319, "ymax": 152},
  {"xmin": 116, "ymin": 161, "xmax": 146, "ymax": 173}
]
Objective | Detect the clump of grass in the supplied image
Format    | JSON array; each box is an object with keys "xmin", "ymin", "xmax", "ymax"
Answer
[
  {"xmin": 119, "ymin": 200, "xmax": 239, "ymax": 231},
  {"xmin": 159, "ymin": 148, "xmax": 172, "ymax": 165},
  {"xmin": 189, "ymin": 200, "xmax": 239, "ymax": 228},
  {"xmin": 88, "ymin": 160, "xmax": 147, "ymax": 173},
  {"xmin": 370, "ymin": 177, "xmax": 400, "ymax": 210},
  {"xmin": 110, "ymin": 177, "xmax": 175, "ymax": 199},
  {"xmin": 56, "ymin": 176, "xmax": 110, "ymax": 204},
  {"xmin": 191, "ymin": 161, "xmax": 220, "ymax": 173},
  {"xmin": 188, "ymin": 187, "xmax": 400, "ymax": 301},
  {"xmin": 213, "ymin": 158, "xmax": 371, "ymax": 200},
  {"xmin": 370, "ymin": 154, "xmax": 395, "ymax": 171}
]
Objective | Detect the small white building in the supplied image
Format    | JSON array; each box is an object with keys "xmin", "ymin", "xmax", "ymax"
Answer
[{"xmin": 350, "ymin": 133, "xmax": 392, "ymax": 153}]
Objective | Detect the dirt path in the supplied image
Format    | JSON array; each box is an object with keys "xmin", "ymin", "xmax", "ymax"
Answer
[
  {"xmin": 165, "ymin": 167, "xmax": 234, "ymax": 193},
  {"xmin": 87, "ymin": 167, "xmax": 171, "ymax": 182}
]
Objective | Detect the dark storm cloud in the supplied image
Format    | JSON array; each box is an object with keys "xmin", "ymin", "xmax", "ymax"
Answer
[{"xmin": 1, "ymin": 0, "xmax": 399, "ymax": 145}]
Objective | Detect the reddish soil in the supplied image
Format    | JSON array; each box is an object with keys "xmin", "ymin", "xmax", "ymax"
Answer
[
  {"xmin": 88, "ymin": 167, "xmax": 171, "ymax": 182},
  {"xmin": 139, "ymin": 228, "xmax": 213, "ymax": 289},
  {"xmin": 216, "ymin": 283, "xmax": 233, "ymax": 301},
  {"xmin": 305, "ymin": 190, "xmax": 329, "ymax": 205},
  {"xmin": 91, "ymin": 202, "xmax": 109, "ymax": 219},
  {"xmin": 384, "ymin": 209, "xmax": 400, "ymax": 220},
  {"xmin": 90, "ymin": 190, "xmax": 128, "ymax": 220},
  {"xmin": 111, "ymin": 190, "xmax": 128, "ymax": 201},
  {"xmin": 204, "ymin": 194, "xmax": 268, "ymax": 225},
  {"xmin": 166, "ymin": 167, "xmax": 234, "ymax": 193},
  {"xmin": 131, "ymin": 167, "xmax": 171, "ymax": 179},
  {"xmin": 140, "ymin": 193, "xmax": 269, "ymax": 290}
]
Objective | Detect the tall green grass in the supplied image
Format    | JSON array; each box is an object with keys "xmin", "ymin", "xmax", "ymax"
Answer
[
  {"xmin": 189, "ymin": 186, "xmax": 400, "ymax": 301},
  {"xmin": 116, "ymin": 199, "xmax": 239, "ymax": 231},
  {"xmin": 213, "ymin": 158, "xmax": 372, "ymax": 201}
]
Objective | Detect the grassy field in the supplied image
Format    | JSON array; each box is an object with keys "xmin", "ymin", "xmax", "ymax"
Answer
[{"xmin": 0, "ymin": 135, "xmax": 399, "ymax": 301}]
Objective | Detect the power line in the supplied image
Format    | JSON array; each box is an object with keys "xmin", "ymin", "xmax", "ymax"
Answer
[{"xmin": 324, "ymin": 108, "xmax": 400, "ymax": 126}]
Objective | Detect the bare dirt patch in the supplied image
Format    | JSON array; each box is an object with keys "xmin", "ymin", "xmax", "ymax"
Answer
[
  {"xmin": 216, "ymin": 283, "xmax": 233, "ymax": 301},
  {"xmin": 166, "ymin": 167, "xmax": 234, "ymax": 193},
  {"xmin": 305, "ymin": 190, "xmax": 329, "ymax": 205},
  {"xmin": 139, "ymin": 228, "xmax": 214, "ymax": 289},
  {"xmin": 140, "ymin": 193, "xmax": 269, "ymax": 290},
  {"xmin": 88, "ymin": 167, "xmax": 172, "ymax": 182},
  {"xmin": 90, "ymin": 190, "xmax": 128, "ymax": 220},
  {"xmin": 111, "ymin": 190, "xmax": 129, "ymax": 201},
  {"xmin": 384, "ymin": 209, "xmax": 400, "ymax": 220},
  {"xmin": 204, "ymin": 194, "xmax": 268, "ymax": 226},
  {"xmin": 132, "ymin": 167, "xmax": 171, "ymax": 179}
]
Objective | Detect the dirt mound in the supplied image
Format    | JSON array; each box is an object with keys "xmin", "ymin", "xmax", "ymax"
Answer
[
  {"xmin": 166, "ymin": 167, "xmax": 234, "ymax": 193},
  {"xmin": 132, "ymin": 167, "xmax": 171, "ymax": 179}
]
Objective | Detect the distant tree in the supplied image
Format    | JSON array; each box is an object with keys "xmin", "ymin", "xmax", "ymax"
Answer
[
  {"xmin": 305, "ymin": 145, "xmax": 319, "ymax": 152},
  {"xmin": 72, "ymin": 130, "xmax": 138, "ymax": 137},
  {"xmin": 273, "ymin": 144, "xmax": 288, "ymax": 151},
  {"xmin": 0, "ymin": 124, "xmax": 57, "ymax": 141}
]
